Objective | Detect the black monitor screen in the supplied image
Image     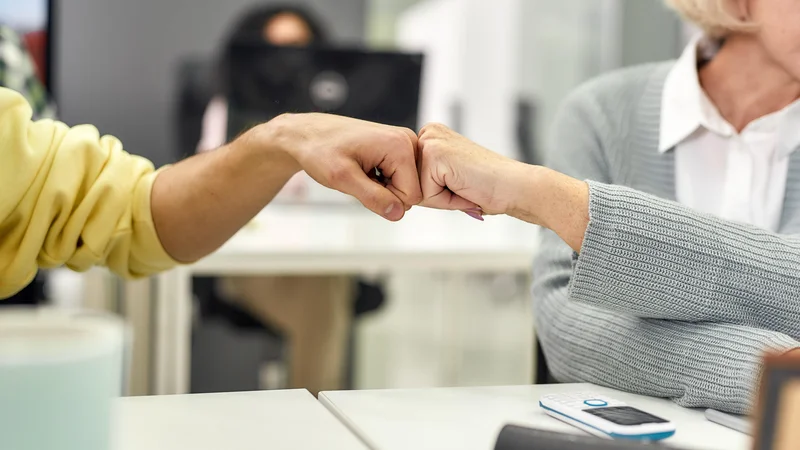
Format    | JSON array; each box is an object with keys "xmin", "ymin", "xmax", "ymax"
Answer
[
  {"xmin": 226, "ymin": 43, "xmax": 423, "ymax": 141},
  {"xmin": 0, "ymin": 0, "xmax": 52, "ymax": 90}
]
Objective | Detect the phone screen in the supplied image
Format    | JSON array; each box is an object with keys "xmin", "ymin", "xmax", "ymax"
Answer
[{"xmin": 584, "ymin": 406, "xmax": 669, "ymax": 426}]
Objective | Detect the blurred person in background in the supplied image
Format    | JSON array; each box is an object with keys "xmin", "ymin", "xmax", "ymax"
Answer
[
  {"xmin": 198, "ymin": 4, "xmax": 326, "ymax": 160},
  {"xmin": 0, "ymin": 25, "xmax": 56, "ymax": 306},
  {"xmin": 413, "ymin": 0, "xmax": 800, "ymax": 414},
  {"xmin": 198, "ymin": 4, "xmax": 384, "ymax": 395}
]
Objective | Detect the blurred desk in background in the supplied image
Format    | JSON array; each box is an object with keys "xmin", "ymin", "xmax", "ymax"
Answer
[
  {"xmin": 188, "ymin": 204, "xmax": 537, "ymax": 275},
  {"xmin": 319, "ymin": 383, "xmax": 751, "ymax": 450},
  {"xmin": 116, "ymin": 389, "xmax": 367, "ymax": 450},
  {"xmin": 104, "ymin": 205, "xmax": 539, "ymax": 395}
]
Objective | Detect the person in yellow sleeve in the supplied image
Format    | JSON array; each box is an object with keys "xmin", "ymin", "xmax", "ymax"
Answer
[{"xmin": 0, "ymin": 87, "xmax": 433, "ymax": 298}]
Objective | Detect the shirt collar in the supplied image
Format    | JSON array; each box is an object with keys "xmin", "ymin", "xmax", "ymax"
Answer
[
  {"xmin": 660, "ymin": 35, "xmax": 800, "ymax": 157},
  {"xmin": 659, "ymin": 35, "xmax": 727, "ymax": 153}
]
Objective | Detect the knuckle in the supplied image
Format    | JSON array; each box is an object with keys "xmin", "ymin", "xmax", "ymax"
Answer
[
  {"xmin": 419, "ymin": 123, "xmax": 451, "ymax": 147},
  {"xmin": 398, "ymin": 127, "xmax": 418, "ymax": 146},
  {"xmin": 387, "ymin": 130, "xmax": 410, "ymax": 149},
  {"xmin": 421, "ymin": 122, "xmax": 446, "ymax": 135},
  {"xmin": 423, "ymin": 122, "xmax": 445, "ymax": 130}
]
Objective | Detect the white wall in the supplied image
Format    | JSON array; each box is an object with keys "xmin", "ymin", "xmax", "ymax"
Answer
[
  {"xmin": 396, "ymin": 0, "xmax": 523, "ymax": 159},
  {"xmin": 459, "ymin": 0, "xmax": 523, "ymax": 159},
  {"xmin": 366, "ymin": 0, "xmax": 422, "ymax": 46},
  {"xmin": 518, "ymin": 0, "xmax": 623, "ymax": 162},
  {"xmin": 396, "ymin": 0, "xmax": 465, "ymax": 129}
]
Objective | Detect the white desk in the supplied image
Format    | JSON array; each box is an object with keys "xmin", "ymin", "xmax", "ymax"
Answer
[
  {"xmin": 319, "ymin": 384, "xmax": 751, "ymax": 450},
  {"xmin": 147, "ymin": 205, "xmax": 539, "ymax": 395},
  {"xmin": 116, "ymin": 389, "xmax": 367, "ymax": 450}
]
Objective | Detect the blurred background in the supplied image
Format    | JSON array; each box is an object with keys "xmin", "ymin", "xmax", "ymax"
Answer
[{"xmin": 1, "ymin": 0, "xmax": 695, "ymax": 396}]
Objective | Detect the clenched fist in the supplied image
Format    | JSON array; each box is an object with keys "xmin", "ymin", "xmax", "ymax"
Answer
[
  {"xmin": 416, "ymin": 123, "xmax": 522, "ymax": 218},
  {"xmin": 274, "ymin": 113, "xmax": 423, "ymax": 221}
]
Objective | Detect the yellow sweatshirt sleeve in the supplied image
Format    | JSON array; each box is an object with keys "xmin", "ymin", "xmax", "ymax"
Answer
[{"xmin": 0, "ymin": 88, "xmax": 178, "ymax": 298}]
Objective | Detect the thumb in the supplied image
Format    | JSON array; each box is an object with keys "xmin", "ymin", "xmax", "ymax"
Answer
[{"xmin": 346, "ymin": 173, "xmax": 406, "ymax": 221}]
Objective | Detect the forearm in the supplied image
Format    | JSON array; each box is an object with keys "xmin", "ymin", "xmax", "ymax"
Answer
[
  {"xmin": 574, "ymin": 182, "xmax": 800, "ymax": 329},
  {"xmin": 503, "ymin": 164, "xmax": 589, "ymax": 252},
  {"xmin": 517, "ymin": 168, "xmax": 800, "ymax": 329},
  {"xmin": 151, "ymin": 120, "xmax": 299, "ymax": 262}
]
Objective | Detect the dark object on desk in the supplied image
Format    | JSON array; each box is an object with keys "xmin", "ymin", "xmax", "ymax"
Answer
[
  {"xmin": 224, "ymin": 42, "xmax": 423, "ymax": 141},
  {"xmin": 753, "ymin": 352, "xmax": 800, "ymax": 450},
  {"xmin": 494, "ymin": 425, "xmax": 678, "ymax": 450}
]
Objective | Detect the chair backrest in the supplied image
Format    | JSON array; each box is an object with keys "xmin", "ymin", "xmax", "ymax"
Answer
[
  {"xmin": 174, "ymin": 57, "xmax": 216, "ymax": 160},
  {"xmin": 1, "ymin": 275, "xmax": 45, "ymax": 306},
  {"xmin": 534, "ymin": 338, "xmax": 550, "ymax": 384},
  {"xmin": 534, "ymin": 337, "xmax": 561, "ymax": 384}
]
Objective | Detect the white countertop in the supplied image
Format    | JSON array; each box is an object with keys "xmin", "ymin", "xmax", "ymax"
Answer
[
  {"xmin": 189, "ymin": 204, "xmax": 539, "ymax": 275},
  {"xmin": 320, "ymin": 384, "xmax": 751, "ymax": 450},
  {"xmin": 116, "ymin": 390, "xmax": 367, "ymax": 450}
]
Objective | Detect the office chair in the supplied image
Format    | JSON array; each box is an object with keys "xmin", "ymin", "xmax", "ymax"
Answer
[
  {"xmin": 516, "ymin": 97, "xmax": 540, "ymax": 166},
  {"xmin": 534, "ymin": 337, "xmax": 554, "ymax": 384},
  {"xmin": 517, "ymin": 97, "xmax": 553, "ymax": 385},
  {"xmin": 174, "ymin": 57, "xmax": 215, "ymax": 161},
  {"xmin": 1, "ymin": 274, "xmax": 46, "ymax": 307},
  {"xmin": 174, "ymin": 57, "xmax": 388, "ymax": 391},
  {"xmin": 175, "ymin": 57, "xmax": 289, "ymax": 392},
  {"xmin": 174, "ymin": 56, "xmax": 387, "ymax": 317}
]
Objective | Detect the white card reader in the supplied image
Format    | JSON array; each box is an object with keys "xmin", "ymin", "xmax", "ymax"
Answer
[{"xmin": 539, "ymin": 392, "xmax": 676, "ymax": 441}]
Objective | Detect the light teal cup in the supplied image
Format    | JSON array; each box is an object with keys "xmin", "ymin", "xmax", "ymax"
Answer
[{"xmin": 0, "ymin": 308, "xmax": 126, "ymax": 450}]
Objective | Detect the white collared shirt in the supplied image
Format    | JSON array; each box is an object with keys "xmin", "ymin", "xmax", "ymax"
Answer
[{"xmin": 660, "ymin": 36, "xmax": 800, "ymax": 231}]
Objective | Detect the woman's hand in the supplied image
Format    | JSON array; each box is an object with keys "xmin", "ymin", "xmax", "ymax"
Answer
[
  {"xmin": 416, "ymin": 123, "xmax": 590, "ymax": 250},
  {"xmin": 416, "ymin": 123, "xmax": 527, "ymax": 217}
]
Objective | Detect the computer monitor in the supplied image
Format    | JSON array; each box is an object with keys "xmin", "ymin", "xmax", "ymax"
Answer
[
  {"xmin": 225, "ymin": 42, "xmax": 423, "ymax": 142},
  {"xmin": 0, "ymin": 0, "xmax": 54, "ymax": 91}
]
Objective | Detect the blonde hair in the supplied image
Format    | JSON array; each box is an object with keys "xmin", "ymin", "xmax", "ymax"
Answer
[{"xmin": 664, "ymin": 0, "xmax": 757, "ymax": 38}]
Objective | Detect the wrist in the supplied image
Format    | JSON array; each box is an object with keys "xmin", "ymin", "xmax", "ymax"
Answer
[
  {"xmin": 504, "ymin": 165, "xmax": 590, "ymax": 251},
  {"xmin": 248, "ymin": 114, "xmax": 303, "ymax": 176},
  {"xmin": 502, "ymin": 163, "xmax": 550, "ymax": 224}
]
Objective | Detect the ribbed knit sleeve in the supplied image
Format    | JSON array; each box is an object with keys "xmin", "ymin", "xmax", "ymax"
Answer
[
  {"xmin": 532, "ymin": 64, "xmax": 800, "ymax": 414},
  {"xmin": 572, "ymin": 182, "xmax": 800, "ymax": 334}
]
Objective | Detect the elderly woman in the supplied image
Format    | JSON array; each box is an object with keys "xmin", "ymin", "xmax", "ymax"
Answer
[{"xmin": 413, "ymin": 0, "xmax": 800, "ymax": 414}]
